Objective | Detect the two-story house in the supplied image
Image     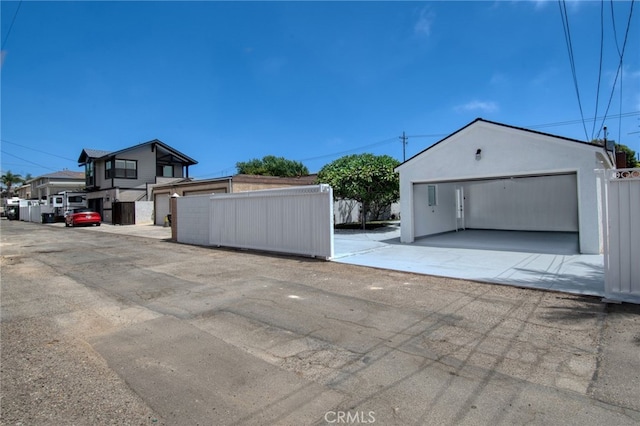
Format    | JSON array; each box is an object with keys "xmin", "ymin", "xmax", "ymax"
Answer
[
  {"xmin": 16, "ymin": 170, "xmax": 86, "ymax": 201},
  {"xmin": 78, "ymin": 139, "xmax": 197, "ymax": 223}
]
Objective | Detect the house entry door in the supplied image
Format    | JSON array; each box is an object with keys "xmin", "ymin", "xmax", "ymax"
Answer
[{"xmin": 455, "ymin": 187, "xmax": 465, "ymax": 231}]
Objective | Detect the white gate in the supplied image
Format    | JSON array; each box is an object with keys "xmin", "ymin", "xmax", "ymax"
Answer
[
  {"xmin": 601, "ymin": 168, "xmax": 640, "ymax": 304},
  {"xmin": 176, "ymin": 185, "xmax": 334, "ymax": 259}
]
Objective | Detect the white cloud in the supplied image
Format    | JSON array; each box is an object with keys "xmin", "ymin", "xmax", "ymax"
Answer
[
  {"xmin": 531, "ymin": 0, "xmax": 551, "ymax": 11},
  {"xmin": 414, "ymin": 6, "xmax": 435, "ymax": 37},
  {"xmin": 455, "ymin": 100, "xmax": 499, "ymax": 114}
]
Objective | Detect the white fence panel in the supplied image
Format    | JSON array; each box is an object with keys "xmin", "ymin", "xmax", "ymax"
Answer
[
  {"xmin": 176, "ymin": 194, "xmax": 211, "ymax": 246},
  {"xmin": 208, "ymin": 185, "xmax": 334, "ymax": 259},
  {"xmin": 601, "ymin": 168, "xmax": 640, "ymax": 304},
  {"xmin": 19, "ymin": 202, "xmax": 53, "ymax": 223}
]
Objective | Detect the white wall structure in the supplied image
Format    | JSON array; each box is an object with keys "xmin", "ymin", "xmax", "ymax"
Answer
[
  {"xmin": 334, "ymin": 199, "xmax": 400, "ymax": 224},
  {"xmin": 601, "ymin": 168, "xmax": 640, "ymax": 304},
  {"xmin": 176, "ymin": 194, "xmax": 211, "ymax": 246},
  {"xmin": 19, "ymin": 200, "xmax": 53, "ymax": 223},
  {"xmin": 154, "ymin": 193, "xmax": 171, "ymax": 225},
  {"xmin": 176, "ymin": 185, "xmax": 334, "ymax": 259},
  {"xmin": 134, "ymin": 201, "xmax": 154, "ymax": 225},
  {"xmin": 395, "ymin": 119, "xmax": 615, "ymax": 254}
]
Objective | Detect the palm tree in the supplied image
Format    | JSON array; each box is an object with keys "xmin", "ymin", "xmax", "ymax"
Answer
[{"xmin": 1, "ymin": 171, "xmax": 24, "ymax": 197}]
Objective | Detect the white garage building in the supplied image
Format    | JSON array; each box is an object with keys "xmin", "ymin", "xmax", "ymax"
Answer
[{"xmin": 395, "ymin": 119, "xmax": 615, "ymax": 254}]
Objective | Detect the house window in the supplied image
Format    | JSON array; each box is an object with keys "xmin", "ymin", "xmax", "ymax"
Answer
[
  {"xmin": 428, "ymin": 185, "xmax": 437, "ymax": 206},
  {"xmin": 106, "ymin": 159, "xmax": 137, "ymax": 179},
  {"xmin": 158, "ymin": 165, "xmax": 174, "ymax": 177},
  {"xmin": 86, "ymin": 162, "xmax": 94, "ymax": 186}
]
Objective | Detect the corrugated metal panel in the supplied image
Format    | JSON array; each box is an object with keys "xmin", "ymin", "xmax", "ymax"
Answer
[
  {"xmin": 178, "ymin": 185, "xmax": 334, "ymax": 259},
  {"xmin": 176, "ymin": 194, "xmax": 211, "ymax": 246},
  {"xmin": 209, "ymin": 185, "xmax": 334, "ymax": 259},
  {"xmin": 602, "ymin": 168, "xmax": 640, "ymax": 304}
]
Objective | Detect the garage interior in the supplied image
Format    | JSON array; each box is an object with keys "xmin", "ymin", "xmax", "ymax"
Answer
[
  {"xmin": 413, "ymin": 173, "xmax": 580, "ymax": 254},
  {"xmin": 412, "ymin": 230, "xmax": 579, "ymax": 255}
]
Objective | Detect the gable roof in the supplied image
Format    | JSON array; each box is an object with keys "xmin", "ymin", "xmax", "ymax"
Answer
[
  {"xmin": 396, "ymin": 118, "xmax": 613, "ymax": 170},
  {"xmin": 39, "ymin": 170, "xmax": 86, "ymax": 180},
  {"xmin": 78, "ymin": 139, "xmax": 198, "ymax": 166},
  {"xmin": 22, "ymin": 170, "xmax": 86, "ymax": 184}
]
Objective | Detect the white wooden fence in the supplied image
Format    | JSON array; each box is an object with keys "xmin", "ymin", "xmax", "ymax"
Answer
[
  {"xmin": 176, "ymin": 185, "xmax": 334, "ymax": 259},
  {"xmin": 601, "ymin": 168, "xmax": 640, "ymax": 304},
  {"xmin": 19, "ymin": 201, "xmax": 54, "ymax": 223}
]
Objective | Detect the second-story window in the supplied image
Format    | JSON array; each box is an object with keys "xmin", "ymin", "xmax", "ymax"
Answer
[
  {"xmin": 86, "ymin": 162, "xmax": 94, "ymax": 186},
  {"xmin": 106, "ymin": 159, "xmax": 137, "ymax": 179},
  {"xmin": 157, "ymin": 165, "xmax": 174, "ymax": 177}
]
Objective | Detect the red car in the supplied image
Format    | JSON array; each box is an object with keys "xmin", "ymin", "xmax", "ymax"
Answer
[{"xmin": 65, "ymin": 208, "xmax": 101, "ymax": 227}]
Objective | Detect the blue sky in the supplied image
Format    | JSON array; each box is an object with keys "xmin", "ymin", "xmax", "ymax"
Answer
[{"xmin": 2, "ymin": 1, "xmax": 639, "ymax": 179}]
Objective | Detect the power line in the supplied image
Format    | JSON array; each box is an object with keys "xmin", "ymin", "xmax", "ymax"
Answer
[
  {"xmin": 527, "ymin": 111, "xmax": 639, "ymax": 130},
  {"xmin": 609, "ymin": 0, "xmax": 629, "ymax": 144},
  {"xmin": 1, "ymin": 139, "xmax": 77, "ymax": 162},
  {"xmin": 591, "ymin": 0, "xmax": 605, "ymax": 140},
  {"xmin": 558, "ymin": 0, "xmax": 589, "ymax": 141},
  {"xmin": 298, "ymin": 137, "xmax": 398, "ymax": 163},
  {"xmin": 610, "ymin": 0, "xmax": 623, "ymax": 56},
  {"xmin": 1, "ymin": 0, "xmax": 23, "ymax": 50},
  {"xmin": 0, "ymin": 150, "xmax": 59, "ymax": 172},
  {"xmin": 406, "ymin": 133, "xmax": 448, "ymax": 138},
  {"xmin": 596, "ymin": 0, "xmax": 635, "ymax": 140}
]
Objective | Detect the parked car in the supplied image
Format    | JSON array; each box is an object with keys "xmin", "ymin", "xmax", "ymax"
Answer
[
  {"xmin": 65, "ymin": 208, "xmax": 101, "ymax": 227},
  {"xmin": 6, "ymin": 207, "xmax": 18, "ymax": 221}
]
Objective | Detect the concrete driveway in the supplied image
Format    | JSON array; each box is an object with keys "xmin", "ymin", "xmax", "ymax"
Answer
[
  {"xmin": 51, "ymin": 221, "xmax": 604, "ymax": 297},
  {"xmin": 333, "ymin": 225, "xmax": 605, "ymax": 298}
]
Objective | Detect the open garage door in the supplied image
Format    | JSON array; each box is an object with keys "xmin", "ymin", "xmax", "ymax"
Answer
[{"xmin": 463, "ymin": 173, "xmax": 578, "ymax": 232}]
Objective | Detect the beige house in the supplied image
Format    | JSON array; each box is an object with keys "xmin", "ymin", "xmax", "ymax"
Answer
[
  {"xmin": 16, "ymin": 170, "xmax": 85, "ymax": 201},
  {"xmin": 151, "ymin": 174, "xmax": 317, "ymax": 225}
]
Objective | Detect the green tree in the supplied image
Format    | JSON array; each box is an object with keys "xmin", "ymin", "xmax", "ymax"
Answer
[
  {"xmin": 591, "ymin": 139, "xmax": 639, "ymax": 168},
  {"xmin": 1, "ymin": 170, "xmax": 23, "ymax": 197},
  {"xmin": 317, "ymin": 153, "xmax": 400, "ymax": 229},
  {"xmin": 236, "ymin": 155, "xmax": 309, "ymax": 177}
]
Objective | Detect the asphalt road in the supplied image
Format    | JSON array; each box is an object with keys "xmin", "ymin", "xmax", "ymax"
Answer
[{"xmin": 1, "ymin": 219, "xmax": 639, "ymax": 425}]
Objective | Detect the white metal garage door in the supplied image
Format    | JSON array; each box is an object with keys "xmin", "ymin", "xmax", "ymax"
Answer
[{"xmin": 463, "ymin": 173, "xmax": 578, "ymax": 232}]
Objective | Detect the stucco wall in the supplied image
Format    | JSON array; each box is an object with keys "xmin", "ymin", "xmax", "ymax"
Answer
[
  {"xmin": 463, "ymin": 174, "xmax": 578, "ymax": 231},
  {"xmin": 397, "ymin": 121, "xmax": 612, "ymax": 253},
  {"xmin": 413, "ymin": 182, "xmax": 457, "ymax": 237},
  {"xmin": 135, "ymin": 201, "xmax": 154, "ymax": 225}
]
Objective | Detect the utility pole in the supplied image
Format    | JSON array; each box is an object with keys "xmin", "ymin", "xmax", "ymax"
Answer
[{"xmin": 400, "ymin": 131, "xmax": 408, "ymax": 162}]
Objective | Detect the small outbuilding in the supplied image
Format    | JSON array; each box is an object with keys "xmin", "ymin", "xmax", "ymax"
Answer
[{"xmin": 394, "ymin": 118, "xmax": 615, "ymax": 254}]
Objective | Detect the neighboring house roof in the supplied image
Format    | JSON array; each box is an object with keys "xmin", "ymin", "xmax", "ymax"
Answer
[
  {"xmin": 19, "ymin": 170, "xmax": 85, "ymax": 187},
  {"xmin": 77, "ymin": 139, "xmax": 198, "ymax": 166},
  {"xmin": 233, "ymin": 174, "xmax": 318, "ymax": 185},
  {"xmin": 38, "ymin": 170, "xmax": 85, "ymax": 180},
  {"xmin": 79, "ymin": 149, "xmax": 111, "ymax": 162},
  {"xmin": 151, "ymin": 174, "xmax": 318, "ymax": 191},
  {"xmin": 396, "ymin": 118, "xmax": 614, "ymax": 170}
]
